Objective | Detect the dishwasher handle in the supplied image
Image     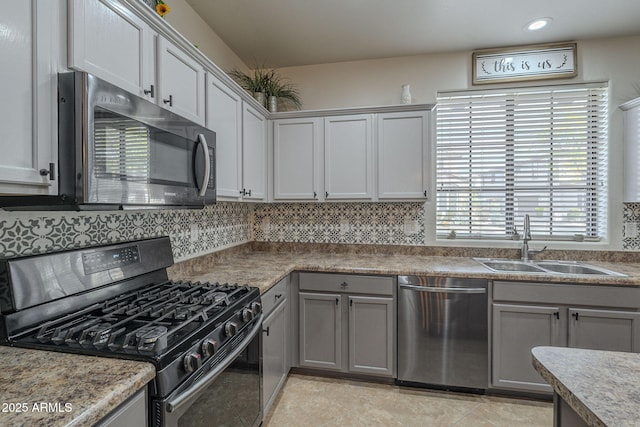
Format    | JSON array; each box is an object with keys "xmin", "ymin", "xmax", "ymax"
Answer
[{"xmin": 399, "ymin": 283, "xmax": 486, "ymax": 294}]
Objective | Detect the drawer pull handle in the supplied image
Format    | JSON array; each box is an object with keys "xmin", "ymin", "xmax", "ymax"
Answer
[
  {"xmin": 275, "ymin": 293, "xmax": 282, "ymax": 300},
  {"xmin": 572, "ymin": 312, "xmax": 579, "ymax": 320},
  {"xmin": 554, "ymin": 312, "xmax": 560, "ymax": 320},
  {"xmin": 335, "ymin": 297, "xmax": 339, "ymax": 305},
  {"xmin": 263, "ymin": 327, "xmax": 270, "ymax": 336},
  {"xmin": 340, "ymin": 282, "xmax": 348, "ymax": 288}
]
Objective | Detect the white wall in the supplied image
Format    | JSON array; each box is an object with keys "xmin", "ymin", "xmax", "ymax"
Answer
[
  {"xmin": 277, "ymin": 35, "xmax": 640, "ymax": 250},
  {"xmin": 164, "ymin": 0, "xmax": 248, "ymax": 73}
]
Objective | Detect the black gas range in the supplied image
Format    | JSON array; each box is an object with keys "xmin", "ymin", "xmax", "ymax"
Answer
[{"xmin": 0, "ymin": 237, "xmax": 263, "ymax": 427}]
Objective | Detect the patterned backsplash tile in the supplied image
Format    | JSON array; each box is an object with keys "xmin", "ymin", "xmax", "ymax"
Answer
[
  {"xmin": 253, "ymin": 202, "xmax": 425, "ymax": 245},
  {"xmin": 0, "ymin": 202, "xmax": 251, "ymax": 261},
  {"xmin": 623, "ymin": 203, "xmax": 640, "ymax": 250},
  {"xmin": 0, "ymin": 201, "xmax": 636, "ymax": 260}
]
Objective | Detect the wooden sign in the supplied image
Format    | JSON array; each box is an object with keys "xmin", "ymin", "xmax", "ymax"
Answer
[{"xmin": 472, "ymin": 43, "xmax": 577, "ymax": 84}]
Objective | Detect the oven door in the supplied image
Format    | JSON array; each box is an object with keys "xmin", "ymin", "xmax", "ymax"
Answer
[{"xmin": 154, "ymin": 315, "xmax": 263, "ymax": 427}]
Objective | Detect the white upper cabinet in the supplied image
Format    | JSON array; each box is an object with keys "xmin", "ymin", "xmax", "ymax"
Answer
[
  {"xmin": 206, "ymin": 72, "xmax": 242, "ymax": 199},
  {"xmin": 622, "ymin": 97, "xmax": 640, "ymax": 202},
  {"xmin": 273, "ymin": 118, "xmax": 322, "ymax": 200},
  {"xmin": 157, "ymin": 36, "xmax": 206, "ymax": 125},
  {"xmin": 0, "ymin": 0, "xmax": 60, "ymax": 195},
  {"xmin": 69, "ymin": 0, "xmax": 156, "ymax": 100},
  {"xmin": 324, "ymin": 114, "xmax": 374, "ymax": 200},
  {"xmin": 377, "ymin": 111, "xmax": 429, "ymax": 200},
  {"xmin": 242, "ymin": 103, "xmax": 268, "ymax": 200}
]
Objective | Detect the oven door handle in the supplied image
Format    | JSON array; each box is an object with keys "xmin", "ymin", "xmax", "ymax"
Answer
[
  {"xmin": 166, "ymin": 314, "xmax": 263, "ymax": 413},
  {"xmin": 196, "ymin": 133, "xmax": 211, "ymax": 197}
]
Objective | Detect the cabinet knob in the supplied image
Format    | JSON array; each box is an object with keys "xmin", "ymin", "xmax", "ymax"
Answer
[
  {"xmin": 335, "ymin": 297, "xmax": 339, "ymax": 305},
  {"xmin": 423, "ymin": 190, "xmax": 428, "ymax": 198},
  {"xmin": 263, "ymin": 327, "xmax": 270, "ymax": 337},
  {"xmin": 144, "ymin": 84, "xmax": 155, "ymax": 98},
  {"xmin": 572, "ymin": 312, "xmax": 579, "ymax": 320},
  {"xmin": 163, "ymin": 94, "xmax": 173, "ymax": 106},
  {"xmin": 340, "ymin": 282, "xmax": 348, "ymax": 288},
  {"xmin": 313, "ymin": 191, "xmax": 317, "ymax": 199},
  {"xmin": 554, "ymin": 312, "xmax": 560, "ymax": 319},
  {"xmin": 325, "ymin": 191, "xmax": 329, "ymax": 198}
]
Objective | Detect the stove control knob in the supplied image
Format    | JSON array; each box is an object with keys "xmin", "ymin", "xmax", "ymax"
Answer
[
  {"xmin": 224, "ymin": 321, "xmax": 238, "ymax": 337},
  {"xmin": 251, "ymin": 302, "xmax": 262, "ymax": 315},
  {"xmin": 183, "ymin": 352, "xmax": 202, "ymax": 373},
  {"xmin": 201, "ymin": 339, "xmax": 218, "ymax": 358},
  {"xmin": 242, "ymin": 308, "xmax": 254, "ymax": 322}
]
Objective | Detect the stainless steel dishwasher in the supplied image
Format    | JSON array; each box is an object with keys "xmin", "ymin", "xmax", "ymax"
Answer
[{"xmin": 397, "ymin": 275, "xmax": 488, "ymax": 391}]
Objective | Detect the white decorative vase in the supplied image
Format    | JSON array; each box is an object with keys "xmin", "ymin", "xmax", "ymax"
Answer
[
  {"xmin": 268, "ymin": 96, "xmax": 278, "ymax": 112},
  {"xmin": 401, "ymin": 84, "xmax": 412, "ymax": 104}
]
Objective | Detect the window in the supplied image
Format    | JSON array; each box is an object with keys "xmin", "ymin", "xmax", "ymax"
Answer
[{"xmin": 436, "ymin": 83, "xmax": 608, "ymax": 240}]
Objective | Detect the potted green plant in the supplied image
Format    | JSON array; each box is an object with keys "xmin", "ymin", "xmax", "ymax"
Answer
[
  {"xmin": 228, "ymin": 67, "xmax": 302, "ymax": 112},
  {"xmin": 228, "ymin": 67, "xmax": 273, "ymax": 107},
  {"xmin": 264, "ymin": 75, "xmax": 302, "ymax": 112}
]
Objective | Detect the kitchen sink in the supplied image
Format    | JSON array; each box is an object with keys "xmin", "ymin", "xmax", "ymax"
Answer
[
  {"xmin": 535, "ymin": 262, "xmax": 625, "ymax": 276},
  {"xmin": 479, "ymin": 260, "xmax": 547, "ymax": 273},
  {"xmin": 474, "ymin": 258, "xmax": 626, "ymax": 276}
]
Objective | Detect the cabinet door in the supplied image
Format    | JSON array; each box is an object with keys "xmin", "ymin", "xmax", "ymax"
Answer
[
  {"xmin": 348, "ymin": 296, "xmax": 394, "ymax": 377},
  {"xmin": 299, "ymin": 292, "xmax": 342, "ymax": 370},
  {"xmin": 568, "ymin": 308, "xmax": 640, "ymax": 352},
  {"xmin": 69, "ymin": 0, "xmax": 155, "ymax": 100},
  {"xmin": 492, "ymin": 303, "xmax": 563, "ymax": 393},
  {"xmin": 206, "ymin": 73, "xmax": 242, "ymax": 199},
  {"xmin": 324, "ymin": 115, "xmax": 373, "ymax": 199},
  {"xmin": 273, "ymin": 118, "xmax": 322, "ymax": 200},
  {"xmin": 0, "ymin": 0, "xmax": 58, "ymax": 195},
  {"xmin": 242, "ymin": 103, "xmax": 268, "ymax": 200},
  {"xmin": 377, "ymin": 111, "xmax": 429, "ymax": 199},
  {"xmin": 263, "ymin": 300, "xmax": 287, "ymax": 415},
  {"xmin": 157, "ymin": 37, "xmax": 205, "ymax": 125}
]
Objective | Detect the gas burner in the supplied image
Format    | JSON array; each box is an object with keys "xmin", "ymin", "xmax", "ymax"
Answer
[
  {"xmin": 79, "ymin": 322, "xmax": 113, "ymax": 348},
  {"xmin": 123, "ymin": 325, "xmax": 169, "ymax": 354}
]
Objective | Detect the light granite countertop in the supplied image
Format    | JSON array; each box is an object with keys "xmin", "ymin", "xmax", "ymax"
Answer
[
  {"xmin": 169, "ymin": 249, "xmax": 640, "ymax": 295},
  {"xmin": 0, "ymin": 346, "xmax": 155, "ymax": 427},
  {"xmin": 532, "ymin": 346, "xmax": 640, "ymax": 427}
]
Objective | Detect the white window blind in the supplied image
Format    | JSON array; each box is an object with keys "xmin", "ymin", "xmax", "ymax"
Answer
[{"xmin": 436, "ymin": 83, "xmax": 608, "ymax": 240}]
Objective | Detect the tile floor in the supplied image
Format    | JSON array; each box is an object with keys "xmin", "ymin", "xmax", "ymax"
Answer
[{"xmin": 264, "ymin": 374, "xmax": 553, "ymax": 427}]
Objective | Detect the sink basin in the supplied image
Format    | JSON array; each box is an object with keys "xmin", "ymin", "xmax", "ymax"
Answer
[
  {"xmin": 480, "ymin": 260, "xmax": 547, "ymax": 273},
  {"xmin": 535, "ymin": 262, "xmax": 625, "ymax": 276},
  {"xmin": 474, "ymin": 258, "xmax": 625, "ymax": 276}
]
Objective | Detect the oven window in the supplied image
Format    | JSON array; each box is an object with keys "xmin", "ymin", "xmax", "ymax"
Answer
[{"xmin": 177, "ymin": 339, "xmax": 261, "ymax": 427}]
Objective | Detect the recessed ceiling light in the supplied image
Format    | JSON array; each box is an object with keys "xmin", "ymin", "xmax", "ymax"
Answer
[{"xmin": 525, "ymin": 17, "xmax": 552, "ymax": 31}]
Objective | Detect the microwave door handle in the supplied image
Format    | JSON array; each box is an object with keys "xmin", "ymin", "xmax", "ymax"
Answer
[{"xmin": 196, "ymin": 134, "xmax": 211, "ymax": 197}]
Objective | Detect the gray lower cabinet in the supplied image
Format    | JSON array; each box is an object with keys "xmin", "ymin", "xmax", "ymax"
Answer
[
  {"xmin": 262, "ymin": 277, "xmax": 290, "ymax": 415},
  {"xmin": 492, "ymin": 281, "xmax": 640, "ymax": 394},
  {"xmin": 299, "ymin": 292, "xmax": 342, "ymax": 370},
  {"xmin": 348, "ymin": 295, "xmax": 394, "ymax": 376},
  {"xmin": 298, "ymin": 273, "xmax": 395, "ymax": 377},
  {"xmin": 492, "ymin": 304, "xmax": 564, "ymax": 393},
  {"xmin": 568, "ymin": 308, "xmax": 640, "ymax": 351},
  {"xmin": 96, "ymin": 388, "xmax": 147, "ymax": 427}
]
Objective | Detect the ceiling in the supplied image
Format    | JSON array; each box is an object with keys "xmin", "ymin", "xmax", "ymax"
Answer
[{"xmin": 185, "ymin": 0, "xmax": 640, "ymax": 68}]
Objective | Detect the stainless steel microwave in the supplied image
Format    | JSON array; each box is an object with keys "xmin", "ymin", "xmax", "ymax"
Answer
[{"xmin": 1, "ymin": 72, "xmax": 215, "ymax": 210}]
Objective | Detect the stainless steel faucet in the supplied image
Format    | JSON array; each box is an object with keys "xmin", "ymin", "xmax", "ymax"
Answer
[{"xmin": 521, "ymin": 214, "xmax": 546, "ymax": 261}]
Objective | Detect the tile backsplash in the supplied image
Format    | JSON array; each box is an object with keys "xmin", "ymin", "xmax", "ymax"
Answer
[
  {"xmin": 253, "ymin": 202, "xmax": 425, "ymax": 245},
  {"xmin": 0, "ymin": 201, "xmax": 638, "ymax": 260},
  {"xmin": 0, "ymin": 202, "xmax": 251, "ymax": 260},
  {"xmin": 623, "ymin": 203, "xmax": 640, "ymax": 250}
]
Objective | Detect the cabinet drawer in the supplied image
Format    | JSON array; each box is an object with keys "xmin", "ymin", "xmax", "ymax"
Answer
[
  {"xmin": 262, "ymin": 277, "xmax": 289, "ymax": 316},
  {"xmin": 493, "ymin": 281, "xmax": 640, "ymax": 310},
  {"xmin": 299, "ymin": 273, "xmax": 393, "ymax": 296}
]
